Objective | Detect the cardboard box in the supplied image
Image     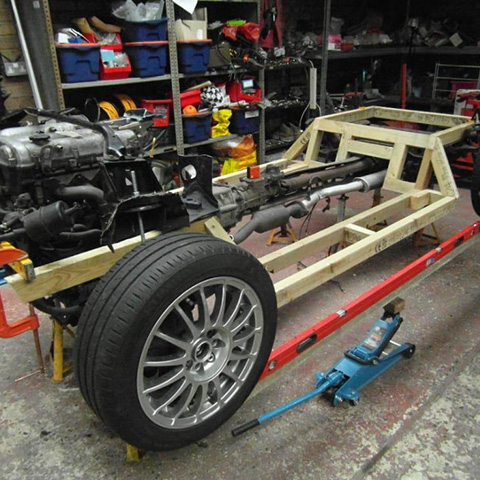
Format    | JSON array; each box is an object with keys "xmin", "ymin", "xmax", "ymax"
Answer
[{"xmin": 175, "ymin": 20, "xmax": 207, "ymax": 41}]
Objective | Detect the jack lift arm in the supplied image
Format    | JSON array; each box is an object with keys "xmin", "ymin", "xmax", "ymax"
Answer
[{"xmin": 232, "ymin": 298, "xmax": 414, "ymax": 436}]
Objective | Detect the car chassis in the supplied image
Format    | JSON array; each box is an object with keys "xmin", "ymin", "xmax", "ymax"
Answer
[{"xmin": 2, "ymin": 106, "xmax": 475, "ymax": 452}]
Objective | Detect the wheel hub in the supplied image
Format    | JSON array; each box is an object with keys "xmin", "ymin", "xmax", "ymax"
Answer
[
  {"xmin": 137, "ymin": 277, "xmax": 265, "ymax": 429},
  {"xmin": 188, "ymin": 329, "xmax": 230, "ymax": 382}
]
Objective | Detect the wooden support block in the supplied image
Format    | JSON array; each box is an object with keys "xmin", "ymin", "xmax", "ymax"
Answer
[
  {"xmin": 126, "ymin": 444, "xmax": 142, "ymax": 463},
  {"xmin": 344, "ymin": 224, "xmax": 374, "ymax": 243},
  {"xmin": 409, "ymin": 191, "xmax": 431, "ymax": 210},
  {"xmin": 203, "ymin": 217, "xmax": 233, "ymax": 243}
]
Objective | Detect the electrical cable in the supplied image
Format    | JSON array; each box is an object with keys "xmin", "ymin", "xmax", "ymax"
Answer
[
  {"xmin": 98, "ymin": 101, "xmax": 119, "ymax": 119},
  {"xmin": 114, "ymin": 94, "xmax": 136, "ymax": 111}
]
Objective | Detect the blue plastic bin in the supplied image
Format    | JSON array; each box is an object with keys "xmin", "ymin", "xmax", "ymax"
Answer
[
  {"xmin": 124, "ymin": 41, "xmax": 168, "ymax": 77},
  {"xmin": 178, "ymin": 40, "xmax": 212, "ymax": 74},
  {"xmin": 56, "ymin": 44, "xmax": 100, "ymax": 83},
  {"xmin": 183, "ymin": 112, "xmax": 212, "ymax": 143},
  {"xmin": 122, "ymin": 19, "xmax": 168, "ymax": 42},
  {"xmin": 230, "ymin": 106, "xmax": 260, "ymax": 134}
]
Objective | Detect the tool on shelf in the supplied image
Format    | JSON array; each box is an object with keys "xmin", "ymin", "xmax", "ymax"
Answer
[{"xmin": 232, "ymin": 297, "xmax": 415, "ymax": 437}]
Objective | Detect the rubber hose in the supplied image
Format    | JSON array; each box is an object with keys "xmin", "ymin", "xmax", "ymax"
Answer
[
  {"xmin": 58, "ymin": 229, "xmax": 102, "ymax": 241},
  {"xmin": 32, "ymin": 299, "xmax": 83, "ymax": 322},
  {"xmin": 54, "ymin": 185, "xmax": 107, "ymax": 208}
]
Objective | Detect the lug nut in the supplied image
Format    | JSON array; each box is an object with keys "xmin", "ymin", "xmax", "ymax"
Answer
[{"xmin": 186, "ymin": 360, "xmax": 193, "ymax": 368}]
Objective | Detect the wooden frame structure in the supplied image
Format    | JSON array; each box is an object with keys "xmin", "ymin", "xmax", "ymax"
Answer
[{"xmin": 6, "ymin": 107, "xmax": 473, "ymax": 310}]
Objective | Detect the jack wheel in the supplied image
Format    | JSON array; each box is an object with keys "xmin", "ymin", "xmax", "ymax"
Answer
[
  {"xmin": 403, "ymin": 343, "xmax": 416, "ymax": 359},
  {"xmin": 74, "ymin": 233, "xmax": 277, "ymax": 451}
]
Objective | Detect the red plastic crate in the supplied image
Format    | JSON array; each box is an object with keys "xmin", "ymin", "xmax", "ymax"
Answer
[
  {"xmin": 85, "ymin": 33, "xmax": 123, "ymax": 51},
  {"xmin": 99, "ymin": 56, "xmax": 132, "ymax": 80},
  {"xmin": 141, "ymin": 98, "xmax": 171, "ymax": 127},
  {"xmin": 166, "ymin": 89, "xmax": 202, "ymax": 112}
]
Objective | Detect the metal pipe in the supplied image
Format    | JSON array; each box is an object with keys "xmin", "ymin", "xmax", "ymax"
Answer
[
  {"xmin": 233, "ymin": 170, "xmax": 387, "ymax": 244},
  {"xmin": 319, "ymin": 0, "xmax": 331, "ymax": 114},
  {"xmin": 302, "ymin": 170, "xmax": 386, "ymax": 209},
  {"xmin": 10, "ymin": 0, "xmax": 44, "ymax": 108}
]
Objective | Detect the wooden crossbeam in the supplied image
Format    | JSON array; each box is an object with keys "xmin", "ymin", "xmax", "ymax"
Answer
[
  {"xmin": 344, "ymin": 224, "xmax": 374, "ymax": 243},
  {"xmin": 274, "ymin": 195, "xmax": 455, "ymax": 308},
  {"xmin": 6, "ymin": 218, "xmax": 224, "ymax": 303},
  {"xmin": 260, "ymin": 191, "xmax": 415, "ymax": 273},
  {"xmin": 372, "ymin": 106, "xmax": 470, "ymax": 128}
]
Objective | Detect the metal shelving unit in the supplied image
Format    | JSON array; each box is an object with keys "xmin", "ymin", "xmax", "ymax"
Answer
[{"xmin": 20, "ymin": 0, "xmax": 265, "ymax": 161}]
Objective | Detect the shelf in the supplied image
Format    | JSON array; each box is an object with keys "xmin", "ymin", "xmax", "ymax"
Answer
[
  {"xmin": 264, "ymin": 61, "xmax": 310, "ymax": 71},
  {"xmin": 265, "ymin": 101, "xmax": 307, "ymax": 112},
  {"xmin": 154, "ymin": 134, "xmax": 241, "ymax": 154},
  {"xmin": 62, "ymin": 74, "xmax": 172, "ymax": 90},
  {"xmin": 306, "ymin": 46, "xmax": 480, "ymax": 61},
  {"xmin": 62, "ymin": 68, "xmax": 247, "ymax": 90},
  {"xmin": 265, "ymin": 139, "xmax": 295, "ymax": 152}
]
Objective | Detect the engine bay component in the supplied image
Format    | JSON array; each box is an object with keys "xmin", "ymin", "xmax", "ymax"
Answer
[{"xmin": 0, "ymin": 109, "xmax": 382, "ymax": 324}]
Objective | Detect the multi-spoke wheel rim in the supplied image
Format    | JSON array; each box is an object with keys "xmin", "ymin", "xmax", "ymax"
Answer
[{"xmin": 137, "ymin": 276, "xmax": 264, "ymax": 429}]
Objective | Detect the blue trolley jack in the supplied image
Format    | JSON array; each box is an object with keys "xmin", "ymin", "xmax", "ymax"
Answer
[{"xmin": 232, "ymin": 297, "xmax": 415, "ymax": 437}]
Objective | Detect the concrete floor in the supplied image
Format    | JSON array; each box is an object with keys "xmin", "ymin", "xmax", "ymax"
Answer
[{"xmin": 1, "ymin": 187, "xmax": 480, "ymax": 479}]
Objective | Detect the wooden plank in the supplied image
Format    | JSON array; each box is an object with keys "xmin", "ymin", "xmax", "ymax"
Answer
[
  {"xmin": 373, "ymin": 106, "xmax": 470, "ymax": 128},
  {"xmin": 415, "ymin": 148, "xmax": 434, "ymax": 190},
  {"xmin": 203, "ymin": 216, "xmax": 233, "ymax": 243},
  {"xmin": 260, "ymin": 192, "xmax": 414, "ymax": 273},
  {"xmin": 434, "ymin": 121, "xmax": 474, "ymax": 146},
  {"xmin": 274, "ymin": 196, "xmax": 456, "ymax": 307},
  {"xmin": 6, "ymin": 219, "xmax": 213, "ymax": 303},
  {"xmin": 334, "ymin": 133, "xmax": 352, "ymax": 162},
  {"xmin": 384, "ymin": 143, "xmax": 408, "ymax": 180},
  {"xmin": 346, "ymin": 139, "xmax": 393, "ymax": 160},
  {"xmin": 320, "ymin": 106, "xmax": 376, "ymax": 123},
  {"xmin": 314, "ymin": 119, "xmax": 433, "ymax": 149},
  {"xmin": 344, "ymin": 224, "xmax": 374, "ymax": 243},
  {"xmin": 383, "ymin": 178, "xmax": 416, "ymax": 194},
  {"xmin": 283, "ymin": 122, "xmax": 314, "ymax": 161},
  {"xmin": 409, "ymin": 191, "xmax": 431, "ymax": 210},
  {"xmin": 430, "ymin": 138, "xmax": 459, "ymax": 198},
  {"xmin": 304, "ymin": 130, "xmax": 324, "ymax": 163}
]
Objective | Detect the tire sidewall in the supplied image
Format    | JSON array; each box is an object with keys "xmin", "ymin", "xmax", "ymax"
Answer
[{"xmin": 95, "ymin": 242, "xmax": 276, "ymax": 450}]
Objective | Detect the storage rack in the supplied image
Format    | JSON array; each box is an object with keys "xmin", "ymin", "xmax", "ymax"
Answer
[
  {"xmin": 308, "ymin": 0, "xmax": 480, "ymax": 112},
  {"xmin": 263, "ymin": 59, "xmax": 313, "ymax": 153},
  {"xmin": 15, "ymin": 0, "xmax": 266, "ymax": 162}
]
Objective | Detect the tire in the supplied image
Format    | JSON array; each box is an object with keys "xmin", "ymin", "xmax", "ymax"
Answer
[
  {"xmin": 74, "ymin": 233, "xmax": 277, "ymax": 451},
  {"xmin": 471, "ymin": 148, "xmax": 480, "ymax": 216}
]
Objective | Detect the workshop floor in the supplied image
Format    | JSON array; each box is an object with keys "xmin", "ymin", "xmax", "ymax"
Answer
[{"xmin": 1, "ymin": 186, "xmax": 480, "ymax": 480}]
